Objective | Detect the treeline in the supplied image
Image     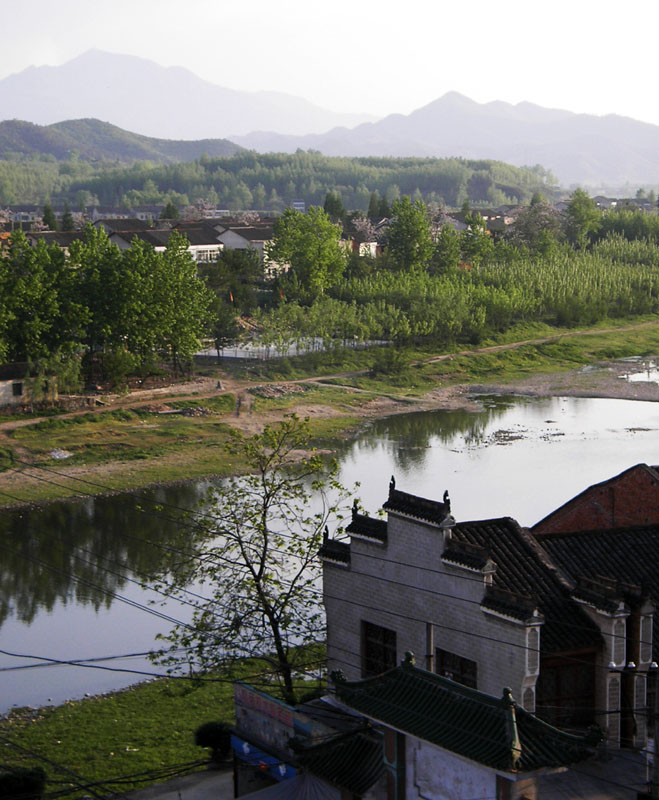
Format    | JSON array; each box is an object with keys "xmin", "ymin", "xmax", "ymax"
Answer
[
  {"xmin": 246, "ymin": 193, "xmax": 659, "ymax": 354},
  {"xmin": 0, "ymin": 151, "xmax": 556, "ymax": 210},
  {"xmin": 0, "ymin": 228, "xmax": 213, "ymax": 387}
]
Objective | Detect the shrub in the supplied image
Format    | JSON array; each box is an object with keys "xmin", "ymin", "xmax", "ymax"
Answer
[
  {"xmin": 194, "ymin": 720, "xmax": 232, "ymax": 762},
  {"xmin": 0, "ymin": 767, "xmax": 47, "ymax": 800}
]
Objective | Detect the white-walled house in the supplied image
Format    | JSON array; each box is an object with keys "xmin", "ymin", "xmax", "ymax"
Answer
[{"xmin": 322, "ymin": 478, "xmax": 657, "ymax": 751}]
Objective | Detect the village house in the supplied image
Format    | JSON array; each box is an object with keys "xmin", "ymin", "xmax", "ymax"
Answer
[
  {"xmin": 0, "ymin": 363, "xmax": 57, "ymax": 407},
  {"xmin": 230, "ymin": 661, "xmax": 600, "ymax": 800},
  {"xmin": 321, "ymin": 471, "xmax": 658, "ymax": 753},
  {"xmin": 107, "ymin": 227, "xmax": 224, "ymax": 263}
]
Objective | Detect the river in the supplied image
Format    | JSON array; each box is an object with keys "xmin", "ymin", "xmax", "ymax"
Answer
[{"xmin": 2, "ymin": 393, "xmax": 659, "ymax": 713}]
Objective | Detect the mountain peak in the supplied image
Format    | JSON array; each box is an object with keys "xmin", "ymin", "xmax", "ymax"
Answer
[{"xmin": 439, "ymin": 91, "xmax": 476, "ymax": 105}]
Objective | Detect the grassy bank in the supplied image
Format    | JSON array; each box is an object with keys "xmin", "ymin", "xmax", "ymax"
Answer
[
  {"xmin": 0, "ymin": 655, "xmax": 324, "ymax": 799},
  {"xmin": 2, "ymin": 317, "xmax": 659, "ymax": 507},
  {"xmin": 0, "ymin": 386, "xmax": 365, "ymax": 506}
]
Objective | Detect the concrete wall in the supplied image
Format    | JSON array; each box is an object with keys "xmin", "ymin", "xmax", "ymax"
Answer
[{"xmin": 0, "ymin": 379, "xmax": 25, "ymax": 406}]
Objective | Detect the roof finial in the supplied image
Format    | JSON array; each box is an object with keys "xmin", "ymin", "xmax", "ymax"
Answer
[
  {"xmin": 323, "ymin": 524, "xmax": 329, "ymax": 543},
  {"xmin": 502, "ymin": 688, "xmax": 522, "ymax": 769},
  {"xmin": 389, "ymin": 475, "xmax": 396, "ymax": 493},
  {"xmin": 352, "ymin": 498, "xmax": 359, "ymax": 519},
  {"xmin": 443, "ymin": 489, "xmax": 451, "ymax": 511}
]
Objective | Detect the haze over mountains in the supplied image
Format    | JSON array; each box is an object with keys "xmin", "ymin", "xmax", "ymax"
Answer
[
  {"xmin": 2, "ymin": 50, "xmax": 659, "ymax": 187},
  {"xmin": 0, "ymin": 50, "xmax": 376, "ymax": 139},
  {"xmin": 232, "ymin": 93, "xmax": 659, "ymax": 187}
]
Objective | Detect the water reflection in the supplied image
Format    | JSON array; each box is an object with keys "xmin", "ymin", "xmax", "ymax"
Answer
[
  {"xmin": 336, "ymin": 398, "xmax": 514, "ymax": 473},
  {"xmin": 0, "ymin": 482, "xmax": 207, "ymax": 629},
  {"xmin": 3, "ymin": 394, "xmax": 659, "ymax": 710}
]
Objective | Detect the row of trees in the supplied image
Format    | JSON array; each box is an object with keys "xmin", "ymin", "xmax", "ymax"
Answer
[{"xmin": 0, "ymin": 228, "xmax": 213, "ymax": 386}]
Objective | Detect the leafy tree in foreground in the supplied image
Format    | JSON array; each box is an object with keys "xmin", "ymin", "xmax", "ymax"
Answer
[{"xmin": 150, "ymin": 415, "xmax": 354, "ymax": 703}]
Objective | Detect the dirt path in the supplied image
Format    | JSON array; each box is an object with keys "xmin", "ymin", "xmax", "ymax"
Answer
[
  {"xmin": 4, "ymin": 318, "xmax": 659, "ymax": 434},
  {"xmin": 2, "ymin": 320, "xmax": 659, "ymax": 505}
]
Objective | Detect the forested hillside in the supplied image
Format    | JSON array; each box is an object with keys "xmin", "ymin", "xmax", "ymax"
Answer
[
  {"xmin": 0, "ymin": 146, "xmax": 556, "ymax": 209},
  {"xmin": 0, "ymin": 119, "xmax": 241, "ymax": 163}
]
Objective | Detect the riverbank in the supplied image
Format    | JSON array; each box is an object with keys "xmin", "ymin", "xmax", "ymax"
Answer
[
  {"xmin": 0, "ymin": 650, "xmax": 323, "ymax": 800},
  {"xmin": 2, "ymin": 318, "xmax": 659, "ymax": 507}
]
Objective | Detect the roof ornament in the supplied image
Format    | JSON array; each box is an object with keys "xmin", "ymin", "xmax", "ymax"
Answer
[
  {"xmin": 323, "ymin": 525, "xmax": 329, "ymax": 544},
  {"xmin": 402, "ymin": 651, "xmax": 415, "ymax": 666},
  {"xmin": 389, "ymin": 475, "xmax": 396, "ymax": 493},
  {"xmin": 501, "ymin": 688, "xmax": 522, "ymax": 769},
  {"xmin": 443, "ymin": 489, "xmax": 451, "ymax": 511},
  {"xmin": 352, "ymin": 498, "xmax": 359, "ymax": 519}
]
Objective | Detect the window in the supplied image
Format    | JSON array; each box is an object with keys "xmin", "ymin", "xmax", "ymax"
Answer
[
  {"xmin": 362, "ymin": 621, "xmax": 396, "ymax": 678},
  {"xmin": 535, "ymin": 653, "xmax": 596, "ymax": 728},
  {"xmin": 12, "ymin": 382, "xmax": 23, "ymax": 397},
  {"xmin": 435, "ymin": 648, "xmax": 477, "ymax": 689}
]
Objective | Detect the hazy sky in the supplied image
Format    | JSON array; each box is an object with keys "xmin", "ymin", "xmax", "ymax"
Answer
[{"xmin": 3, "ymin": 0, "xmax": 659, "ymax": 124}]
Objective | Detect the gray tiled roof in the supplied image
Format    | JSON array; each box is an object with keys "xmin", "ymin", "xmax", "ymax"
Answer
[{"xmin": 333, "ymin": 661, "xmax": 601, "ymax": 772}]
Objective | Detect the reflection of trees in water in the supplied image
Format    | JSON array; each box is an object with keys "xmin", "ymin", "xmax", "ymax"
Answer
[
  {"xmin": 344, "ymin": 398, "xmax": 514, "ymax": 472},
  {"xmin": 0, "ymin": 482, "xmax": 206, "ymax": 628}
]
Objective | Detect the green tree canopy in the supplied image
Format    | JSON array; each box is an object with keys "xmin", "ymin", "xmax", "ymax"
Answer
[
  {"xmin": 385, "ymin": 196, "xmax": 433, "ymax": 272},
  {"xmin": 267, "ymin": 207, "xmax": 346, "ymax": 301},
  {"xmin": 42, "ymin": 203, "xmax": 57, "ymax": 231},
  {"xmin": 566, "ymin": 189, "xmax": 601, "ymax": 249}
]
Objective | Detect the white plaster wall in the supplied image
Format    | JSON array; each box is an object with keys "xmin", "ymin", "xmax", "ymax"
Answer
[
  {"xmin": 407, "ymin": 737, "xmax": 493, "ymax": 800},
  {"xmin": 324, "ymin": 512, "xmax": 531, "ymax": 699}
]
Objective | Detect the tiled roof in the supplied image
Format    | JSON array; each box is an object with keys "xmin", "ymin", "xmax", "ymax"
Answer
[
  {"xmin": 333, "ymin": 661, "xmax": 600, "ymax": 772},
  {"xmin": 383, "ymin": 488, "xmax": 450, "ymax": 526},
  {"xmin": 29, "ymin": 231, "xmax": 85, "ymax": 246},
  {"xmin": 537, "ymin": 524, "xmax": 659, "ymax": 660},
  {"xmin": 481, "ymin": 585, "xmax": 539, "ymax": 621},
  {"xmin": 451, "ymin": 518, "xmax": 601, "ymax": 653},
  {"xmin": 95, "ymin": 218, "xmax": 152, "ymax": 231},
  {"xmin": 442, "ymin": 540, "xmax": 490, "ymax": 570},
  {"xmin": 182, "ymin": 228, "xmax": 223, "ymax": 246},
  {"xmin": 319, "ymin": 538, "xmax": 350, "ymax": 566},
  {"xmin": 346, "ymin": 512, "xmax": 387, "ymax": 542},
  {"xmin": 293, "ymin": 729, "xmax": 383, "ymax": 794},
  {"xmin": 220, "ymin": 225, "xmax": 273, "ymax": 242}
]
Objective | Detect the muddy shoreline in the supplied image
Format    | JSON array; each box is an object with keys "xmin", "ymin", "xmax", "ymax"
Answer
[{"xmin": 1, "ymin": 358, "xmax": 657, "ymax": 509}]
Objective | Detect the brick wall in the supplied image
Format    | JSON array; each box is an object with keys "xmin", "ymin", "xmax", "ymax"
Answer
[{"xmin": 533, "ymin": 465, "xmax": 659, "ymax": 534}]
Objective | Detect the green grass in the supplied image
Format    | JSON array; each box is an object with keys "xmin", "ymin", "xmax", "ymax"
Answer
[{"xmin": 0, "ymin": 649, "xmax": 325, "ymax": 799}]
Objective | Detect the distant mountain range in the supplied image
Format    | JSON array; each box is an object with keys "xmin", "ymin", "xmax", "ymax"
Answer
[
  {"xmin": 0, "ymin": 118, "xmax": 241, "ymax": 163},
  {"xmin": 0, "ymin": 50, "xmax": 376, "ymax": 139},
  {"xmin": 3, "ymin": 51, "xmax": 659, "ymax": 186},
  {"xmin": 232, "ymin": 92, "xmax": 659, "ymax": 186}
]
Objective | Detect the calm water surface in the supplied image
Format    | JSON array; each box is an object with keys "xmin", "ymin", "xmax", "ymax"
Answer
[{"xmin": 2, "ymin": 394, "xmax": 658, "ymax": 712}]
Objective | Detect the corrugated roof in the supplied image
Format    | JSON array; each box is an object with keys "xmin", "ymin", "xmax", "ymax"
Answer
[{"xmin": 333, "ymin": 661, "xmax": 600, "ymax": 772}]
